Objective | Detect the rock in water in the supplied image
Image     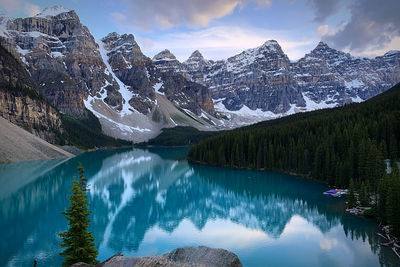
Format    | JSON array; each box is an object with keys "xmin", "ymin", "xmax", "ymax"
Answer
[
  {"xmin": 166, "ymin": 246, "xmax": 242, "ymax": 267},
  {"xmin": 70, "ymin": 246, "xmax": 242, "ymax": 267}
]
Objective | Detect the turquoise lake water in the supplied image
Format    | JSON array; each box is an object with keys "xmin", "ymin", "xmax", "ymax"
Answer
[{"xmin": 0, "ymin": 147, "xmax": 398, "ymax": 266}]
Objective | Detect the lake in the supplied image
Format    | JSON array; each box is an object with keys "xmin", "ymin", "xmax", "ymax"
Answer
[{"xmin": 0, "ymin": 147, "xmax": 398, "ymax": 266}]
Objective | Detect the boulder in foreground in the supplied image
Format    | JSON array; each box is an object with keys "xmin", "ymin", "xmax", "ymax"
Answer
[{"xmin": 71, "ymin": 246, "xmax": 242, "ymax": 267}]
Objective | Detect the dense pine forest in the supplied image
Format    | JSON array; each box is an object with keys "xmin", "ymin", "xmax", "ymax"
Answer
[
  {"xmin": 188, "ymin": 83, "xmax": 400, "ymax": 234},
  {"xmin": 137, "ymin": 126, "xmax": 219, "ymax": 146}
]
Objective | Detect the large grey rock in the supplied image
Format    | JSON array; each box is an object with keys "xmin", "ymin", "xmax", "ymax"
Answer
[
  {"xmin": 71, "ymin": 246, "xmax": 242, "ymax": 267},
  {"xmin": 166, "ymin": 246, "xmax": 242, "ymax": 267}
]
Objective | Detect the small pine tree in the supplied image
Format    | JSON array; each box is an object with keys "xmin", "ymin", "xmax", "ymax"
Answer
[
  {"xmin": 347, "ymin": 179, "xmax": 357, "ymax": 208},
  {"xmin": 78, "ymin": 162, "xmax": 87, "ymax": 192},
  {"xmin": 59, "ymin": 165, "xmax": 98, "ymax": 266}
]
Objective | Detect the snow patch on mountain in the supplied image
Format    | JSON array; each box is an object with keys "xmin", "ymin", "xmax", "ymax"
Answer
[
  {"xmin": 345, "ymin": 79, "xmax": 364, "ymax": 89},
  {"xmin": 97, "ymin": 39, "xmax": 134, "ymax": 116},
  {"xmin": 302, "ymin": 93, "xmax": 337, "ymax": 110},
  {"xmin": 154, "ymin": 82, "xmax": 164, "ymax": 95},
  {"xmin": 84, "ymin": 98, "xmax": 151, "ymax": 134},
  {"xmin": 35, "ymin": 6, "xmax": 71, "ymax": 18}
]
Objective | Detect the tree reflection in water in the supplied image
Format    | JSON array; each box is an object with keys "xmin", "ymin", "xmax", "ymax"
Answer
[{"xmin": 0, "ymin": 147, "xmax": 397, "ymax": 266}]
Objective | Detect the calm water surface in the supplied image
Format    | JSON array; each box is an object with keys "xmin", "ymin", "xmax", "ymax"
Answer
[{"xmin": 0, "ymin": 147, "xmax": 398, "ymax": 267}]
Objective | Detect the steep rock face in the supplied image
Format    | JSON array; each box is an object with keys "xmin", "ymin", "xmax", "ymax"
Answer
[
  {"xmin": 152, "ymin": 49, "xmax": 189, "ymax": 78},
  {"xmin": 0, "ymin": 7, "xmax": 119, "ymax": 118},
  {"xmin": 32, "ymin": 69, "xmax": 85, "ymax": 116},
  {"xmin": 0, "ymin": 44, "xmax": 62, "ymax": 143},
  {"xmin": 0, "ymin": 8, "xmax": 218, "ymax": 142},
  {"xmin": 159, "ymin": 72, "xmax": 215, "ymax": 115},
  {"xmin": 182, "ymin": 41, "xmax": 306, "ymax": 113},
  {"xmin": 293, "ymin": 42, "xmax": 400, "ymax": 105},
  {"xmin": 182, "ymin": 41, "xmax": 400, "ymax": 115},
  {"xmin": 100, "ymin": 32, "xmax": 156, "ymax": 114},
  {"xmin": 183, "ymin": 50, "xmax": 213, "ymax": 84},
  {"xmin": 105, "ymin": 34, "xmax": 215, "ymax": 116}
]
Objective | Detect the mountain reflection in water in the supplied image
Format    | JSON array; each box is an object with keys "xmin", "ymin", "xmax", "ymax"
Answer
[{"xmin": 0, "ymin": 147, "xmax": 397, "ymax": 267}]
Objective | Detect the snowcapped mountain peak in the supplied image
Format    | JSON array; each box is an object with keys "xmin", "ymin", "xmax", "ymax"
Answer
[
  {"xmin": 259, "ymin": 40, "xmax": 281, "ymax": 51},
  {"xmin": 153, "ymin": 49, "xmax": 177, "ymax": 61},
  {"xmin": 102, "ymin": 32, "xmax": 137, "ymax": 46},
  {"xmin": 262, "ymin": 39, "xmax": 279, "ymax": 46},
  {"xmin": 383, "ymin": 50, "xmax": 400, "ymax": 57},
  {"xmin": 316, "ymin": 41, "xmax": 329, "ymax": 49},
  {"xmin": 189, "ymin": 50, "xmax": 204, "ymax": 60},
  {"xmin": 35, "ymin": 6, "xmax": 71, "ymax": 18},
  {"xmin": 312, "ymin": 42, "xmax": 336, "ymax": 54},
  {"xmin": 103, "ymin": 32, "xmax": 121, "ymax": 39},
  {"xmin": 308, "ymin": 41, "xmax": 347, "ymax": 61}
]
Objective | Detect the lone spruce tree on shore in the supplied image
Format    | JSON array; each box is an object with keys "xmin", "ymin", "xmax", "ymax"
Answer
[{"xmin": 59, "ymin": 163, "xmax": 99, "ymax": 266}]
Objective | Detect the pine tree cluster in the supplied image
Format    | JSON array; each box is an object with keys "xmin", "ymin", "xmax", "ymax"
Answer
[{"xmin": 188, "ymin": 83, "xmax": 400, "ymax": 235}]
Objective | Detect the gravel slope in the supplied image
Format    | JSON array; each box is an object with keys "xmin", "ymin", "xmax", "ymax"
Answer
[{"xmin": 0, "ymin": 116, "xmax": 73, "ymax": 162}]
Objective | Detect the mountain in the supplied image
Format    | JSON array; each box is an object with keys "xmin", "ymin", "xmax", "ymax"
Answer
[
  {"xmin": 151, "ymin": 41, "xmax": 400, "ymax": 127},
  {"xmin": 0, "ymin": 43, "xmax": 63, "ymax": 143},
  {"xmin": 188, "ymin": 82, "xmax": 400, "ymax": 236},
  {"xmin": 188, "ymin": 82, "xmax": 400, "ymax": 185},
  {"xmin": 0, "ymin": 7, "xmax": 218, "ymax": 142},
  {"xmin": 152, "ymin": 49, "xmax": 188, "ymax": 76},
  {"xmin": 1, "ymin": 6, "xmax": 399, "ymax": 143},
  {"xmin": 293, "ymin": 42, "xmax": 400, "ymax": 105}
]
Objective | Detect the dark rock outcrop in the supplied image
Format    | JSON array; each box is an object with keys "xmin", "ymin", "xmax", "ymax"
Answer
[{"xmin": 159, "ymin": 72, "xmax": 215, "ymax": 115}]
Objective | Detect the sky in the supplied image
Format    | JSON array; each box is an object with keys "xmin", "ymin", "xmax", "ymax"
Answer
[{"xmin": 1, "ymin": 0, "xmax": 399, "ymax": 61}]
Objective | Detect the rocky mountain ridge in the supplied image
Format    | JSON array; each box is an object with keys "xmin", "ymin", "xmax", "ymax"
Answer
[
  {"xmin": 154, "ymin": 41, "xmax": 400, "ymax": 124},
  {"xmin": 0, "ymin": 5, "xmax": 399, "ymax": 142},
  {"xmin": 0, "ymin": 7, "xmax": 217, "ymax": 142}
]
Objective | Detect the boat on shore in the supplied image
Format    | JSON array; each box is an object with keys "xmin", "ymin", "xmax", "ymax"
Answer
[{"xmin": 323, "ymin": 189, "xmax": 348, "ymax": 198}]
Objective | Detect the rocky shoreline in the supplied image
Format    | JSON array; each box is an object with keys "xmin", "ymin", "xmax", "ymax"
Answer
[{"xmin": 71, "ymin": 246, "xmax": 242, "ymax": 267}]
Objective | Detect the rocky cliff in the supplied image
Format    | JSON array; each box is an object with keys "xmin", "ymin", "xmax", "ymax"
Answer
[
  {"xmin": 1, "ymin": 6, "xmax": 399, "ymax": 142},
  {"xmin": 0, "ymin": 7, "xmax": 109, "ymax": 118},
  {"xmin": 0, "ymin": 44, "xmax": 62, "ymax": 143},
  {"xmin": 0, "ymin": 7, "xmax": 217, "ymax": 141},
  {"xmin": 153, "ymin": 49, "xmax": 189, "ymax": 77},
  {"xmin": 176, "ymin": 41, "xmax": 400, "ymax": 121}
]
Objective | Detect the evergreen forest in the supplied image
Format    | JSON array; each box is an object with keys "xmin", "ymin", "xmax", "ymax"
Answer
[{"xmin": 188, "ymin": 83, "xmax": 400, "ymax": 234}]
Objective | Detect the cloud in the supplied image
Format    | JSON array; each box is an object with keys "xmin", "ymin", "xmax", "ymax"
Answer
[
  {"xmin": 307, "ymin": 0, "xmax": 342, "ymax": 22},
  {"xmin": 0, "ymin": 0, "xmax": 22, "ymax": 13},
  {"xmin": 23, "ymin": 2, "xmax": 40, "ymax": 16},
  {"xmin": 0, "ymin": 0, "xmax": 40, "ymax": 17},
  {"xmin": 137, "ymin": 25, "xmax": 315, "ymax": 61},
  {"xmin": 322, "ymin": 0, "xmax": 400, "ymax": 56},
  {"xmin": 114, "ymin": 0, "xmax": 272, "ymax": 29}
]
